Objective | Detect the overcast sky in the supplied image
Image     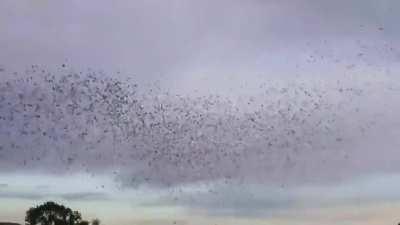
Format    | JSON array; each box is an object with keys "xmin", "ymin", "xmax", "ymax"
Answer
[{"xmin": 1, "ymin": 1, "xmax": 400, "ymax": 225}]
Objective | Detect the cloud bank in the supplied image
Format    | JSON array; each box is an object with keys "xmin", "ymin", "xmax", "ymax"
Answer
[{"xmin": 0, "ymin": 69, "xmax": 399, "ymax": 189}]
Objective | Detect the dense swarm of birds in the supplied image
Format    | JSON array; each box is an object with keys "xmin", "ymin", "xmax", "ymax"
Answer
[{"xmin": 0, "ymin": 65, "xmax": 387, "ymax": 188}]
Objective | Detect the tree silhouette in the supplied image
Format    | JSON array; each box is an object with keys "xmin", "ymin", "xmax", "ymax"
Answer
[
  {"xmin": 25, "ymin": 201, "xmax": 88, "ymax": 225},
  {"xmin": 77, "ymin": 221, "xmax": 89, "ymax": 225},
  {"xmin": 91, "ymin": 219, "xmax": 100, "ymax": 225}
]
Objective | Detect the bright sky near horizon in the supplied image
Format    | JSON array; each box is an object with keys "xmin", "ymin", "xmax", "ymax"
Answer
[{"xmin": 1, "ymin": 1, "xmax": 400, "ymax": 225}]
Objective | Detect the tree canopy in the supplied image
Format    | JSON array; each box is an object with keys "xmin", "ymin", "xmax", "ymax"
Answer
[{"xmin": 25, "ymin": 201, "xmax": 89, "ymax": 225}]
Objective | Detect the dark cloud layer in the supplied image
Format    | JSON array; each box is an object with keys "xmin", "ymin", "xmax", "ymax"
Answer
[
  {"xmin": 60, "ymin": 192, "xmax": 109, "ymax": 201},
  {"xmin": 0, "ymin": 190, "xmax": 108, "ymax": 201}
]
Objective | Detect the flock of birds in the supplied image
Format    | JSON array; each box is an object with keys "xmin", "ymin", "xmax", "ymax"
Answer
[{"xmin": 0, "ymin": 65, "xmax": 385, "ymax": 189}]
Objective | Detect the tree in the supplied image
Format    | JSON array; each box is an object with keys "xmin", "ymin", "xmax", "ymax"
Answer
[
  {"xmin": 91, "ymin": 219, "xmax": 100, "ymax": 225},
  {"xmin": 77, "ymin": 221, "xmax": 89, "ymax": 225},
  {"xmin": 25, "ymin": 202, "xmax": 83, "ymax": 225}
]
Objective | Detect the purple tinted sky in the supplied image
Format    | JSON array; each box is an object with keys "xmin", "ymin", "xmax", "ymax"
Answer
[{"xmin": 1, "ymin": 1, "xmax": 400, "ymax": 225}]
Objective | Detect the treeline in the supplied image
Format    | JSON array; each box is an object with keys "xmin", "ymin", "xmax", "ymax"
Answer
[{"xmin": 25, "ymin": 201, "xmax": 100, "ymax": 225}]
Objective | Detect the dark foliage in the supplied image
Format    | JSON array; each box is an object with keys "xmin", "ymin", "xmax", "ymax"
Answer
[{"xmin": 25, "ymin": 201, "xmax": 88, "ymax": 225}]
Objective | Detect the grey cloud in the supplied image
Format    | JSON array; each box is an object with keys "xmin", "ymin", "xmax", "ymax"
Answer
[
  {"xmin": 1, "ymin": 0, "xmax": 400, "ymax": 190},
  {"xmin": 1, "ymin": 71, "xmax": 399, "ymax": 189},
  {"xmin": 160, "ymin": 186, "xmax": 294, "ymax": 218},
  {"xmin": 0, "ymin": 192, "xmax": 43, "ymax": 200},
  {"xmin": 0, "ymin": 0, "xmax": 399, "ymax": 79},
  {"xmin": 144, "ymin": 174, "xmax": 400, "ymax": 218},
  {"xmin": 35, "ymin": 185, "xmax": 50, "ymax": 190},
  {"xmin": 0, "ymin": 190, "xmax": 108, "ymax": 201},
  {"xmin": 60, "ymin": 192, "xmax": 109, "ymax": 201}
]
